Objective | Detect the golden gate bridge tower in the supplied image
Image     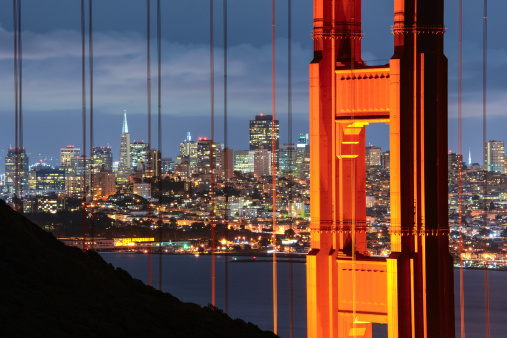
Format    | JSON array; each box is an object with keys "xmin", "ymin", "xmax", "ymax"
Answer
[{"xmin": 306, "ymin": 0, "xmax": 455, "ymax": 337}]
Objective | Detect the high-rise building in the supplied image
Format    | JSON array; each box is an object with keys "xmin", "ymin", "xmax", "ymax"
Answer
[
  {"xmin": 222, "ymin": 147, "xmax": 234, "ymax": 179},
  {"xmin": 28, "ymin": 164, "xmax": 66, "ymax": 194},
  {"xmin": 60, "ymin": 145, "xmax": 80, "ymax": 167},
  {"xmin": 253, "ymin": 149, "xmax": 271, "ymax": 177},
  {"xmin": 234, "ymin": 150, "xmax": 251, "ymax": 173},
  {"xmin": 296, "ymin": 134, "xmax": 310, "ymax": 180},
  {"xmin": 92, "ymin": 172, "xmax": 116, "ymax": 199},
  {"xmin": 447, "ymin": 152, "xmax": 463, "ymax": 172},
  {"xmin": 197, "ymin": 137, "xmax": 212, "ymax": 166},
  {"xmin": 161, "ymin": 157, "xmax": 174, "ymax": 174},
  {"xmin": 484, "ymin": 140, "xmax": 505, "ymax": 173},
  {"xmin": 117, "ymin": 111, "xmax": 132, "ymax": 183},
  {"xmin": 366, "ymin": 146, "xmax": 382, "ymax": 166},
  {"xmin": 381, "ymin": 151, "xmax": 390, "ymax": 170},
  {"xmin": 130, "ymin": 141, "xmax": 148, "ymax": 171},
  {"xmin": 147, "ymin": 149, "xmax": 161, "ymax": 178},
  {"xmin": 279, "ymin": 143, "xmax": 297, "ymax": 174},
  {"xmin": 179, "ymin": 132, "xmax": 198, "ymax": 169},
  {"xmin": 65, "ymin": 156, "xmax": 90, "ymax": 196},
  {"xmin": 249, "ymin": 114, "xmax": 279, "ymax": 152},
  {"xmin": 5, "ymin": 147, "xmax": 29, "ymax": 192},
  {"xmin": 92, "ymin": 146, "xmax": 113, "ymax": 173},
  {"xmin": 133, "ymin": 182, "xmax": 151, "ymax": 200}
]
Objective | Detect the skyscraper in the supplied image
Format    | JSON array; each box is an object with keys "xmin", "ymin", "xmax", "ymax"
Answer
[
  {"xmin": 484, "ymin": 140, "xmax": 505, "ymax": 173},
  {"xmin": 296, "ymin": 134, "xmax": 310, "ymax": 180},
  {"xmin": 117, "ymin": 111, "xmax": 132, "ymax": 183},
  {"xmin": 92, "ymin": 146, "xmax": 113, "ymax": 173},
  {"xmin": 5, "ymin": 147, "xmax": 29, "ymax": 193},
  {"xmin": 60, "ymin": 145, "xmax": 80, "ymax": 167},
  {"xmin": 279, "ymin": 143, "xmax": 297, "ymax": 174},
  {"xmin": 249, "ymin": 114, "xmax": 279, "ymax": 151},
  {"xmin": 130, "ymin": 141, "xmax": 148, "ymax": 171},
  {"xmin": 365, "ymin": 146, "xmax": 382, "ymax": 166}
]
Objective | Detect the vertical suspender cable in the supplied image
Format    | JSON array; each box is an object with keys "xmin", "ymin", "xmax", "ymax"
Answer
[
  {"xmin": 157, "ymin": 0, "xmax": 163, "ymax": 292},
  {"xmin": 89, "ymin": 0, "xmax": 95, "ymax": 250},
  {"xmin": 18, "ymin": 0, "xmax": 22, "ymax": 207},
  {"xmin": 482, "ymin": 1, "xmax": 490, "ymax": 337},
  {"xmin": 19, "ymin": 0, "xmax": 23, "ymax": 208},
  {"xmin": 210, "ymin": 0, "xmax": 216, "ymax": 307},
  {"xmin": 458, "ymin": 0, "xmax": 465, "ymax": 337},
  {"xmin": 81, "ymin": 0, "xmax": 87, "ymax": 251},
  {"xmin": 287, "ymin": 1, "xmax": 293, "ymax": 337},
  {"xmin": 223, "ymin": 0, "xmax": 229, "ymax": 315},
  {"xmin": 271, "ymin": 0, "xmax": 277, "ymax": 334},
  {"xmin": 147, "ymin": 0, "xmax": 152, "ymax": 287},
  {"xmin": 18, "ymin": 0, "xmax": 23, "ymax": 210},
  {"xmin": 13, "ymin": 0, "xmax": 19, "ymax": 210}
]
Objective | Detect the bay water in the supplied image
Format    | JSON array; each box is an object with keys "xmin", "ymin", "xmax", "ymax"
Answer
[{"xmin": 101, "ymin": 253, "xmax": 506, "ymax": 337}]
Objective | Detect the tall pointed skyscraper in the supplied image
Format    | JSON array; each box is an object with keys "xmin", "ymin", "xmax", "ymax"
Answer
[{"xmin": 117, "ymin": 110, "xmax": 132, "ymax": 184}]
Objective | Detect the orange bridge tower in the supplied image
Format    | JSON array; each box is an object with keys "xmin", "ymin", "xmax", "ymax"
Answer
[{"xmin": 306, "ymin": 0, "xmax": 455, "ymax": 337}]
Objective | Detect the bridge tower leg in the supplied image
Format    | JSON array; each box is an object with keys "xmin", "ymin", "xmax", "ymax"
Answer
[
  {"xmin": 307, "ymin": 1, "xmax": 455, "ymax": 337},
  {"xmin": 388, "ymin": 1, "xmax": 455, "ymax": 337}
]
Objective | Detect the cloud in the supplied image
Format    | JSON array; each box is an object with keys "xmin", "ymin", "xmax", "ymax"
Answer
[{"xmin": 0, "ymin": 27, "xmax": 311, "ymax": 119}]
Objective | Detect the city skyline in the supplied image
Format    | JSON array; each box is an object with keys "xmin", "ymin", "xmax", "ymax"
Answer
[{"xmin": 0, "ymin": 1, "xmax": 506, "ymax": 165}]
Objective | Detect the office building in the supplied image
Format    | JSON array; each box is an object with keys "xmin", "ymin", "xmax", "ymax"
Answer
[
  {"xmin": 249, "ymin": 114, "xmax": 279, "ymax": 152},
  {"xmin": 117, "ymin": 111, "xmax": 132, "ymax": 183},
  {"xmin": 484, "ymin": 140, "xmax": 505, "ymax": 173},
  {"xmin": 366, "ymin": 146, "xmax": 382, "ymax": 167},
  {"xmin": 179, "ymin": 132, "xmax": 198, "ymax": 169},
  {"xmin": 130, "ymin": 141, "xmax": 148, "ymax": 172},
  {"xmin": 296, "ymin": 134, "xmax": 310, "ymax": 180},
  {"xmin": 279, "ymin": 143, "xmax": 297, "ymax": 174},
  {"xmin": 234, "ymin": 150, "xmax": 251, "ymax": 173},
  {"xmin": 253, "ymin": 149, "xmax": 271, "ymax": 177},
  {"xmin": 60, "ymin": 145, "xmax": 80, "ymax": 167},
  {"xmin": 28, "ymin": 164, "xmax": 66, "ymax": 194},
  {"xmin": 381, "ymin": 151, "xmax": 390, "ymax": 170},
  {"xmin": 92, "ymin": 172, "xmax": 116, "ymax": 199},
  {"xmin": 5, "ymin": 147, "xmax": 29, "ymax": 192},
  {"xmin": 222, "ymin": 147, "xmax": 234, "ymax": 179},
  {"xmin": 92, "ymin": 146, "xmax": 113, "ymax": 172},
  {"xmin": 448, "ymin": 152, "xmax": 463, "ymax": 172}
]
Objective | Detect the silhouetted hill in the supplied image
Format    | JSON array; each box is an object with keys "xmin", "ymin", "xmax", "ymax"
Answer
[{"xmin": 0, "ymin": 200, "xmax": 278, "ymax": 337}]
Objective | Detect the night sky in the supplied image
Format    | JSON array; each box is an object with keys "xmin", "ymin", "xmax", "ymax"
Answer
[{"xmin": 0, "ymin": 0, "xmax": 506, "ymax": 167}]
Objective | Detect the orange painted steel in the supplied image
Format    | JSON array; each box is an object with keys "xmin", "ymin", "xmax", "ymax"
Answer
[{"xmin": 307, "ymin": 1, "xmax": 455, "ymax": 337}]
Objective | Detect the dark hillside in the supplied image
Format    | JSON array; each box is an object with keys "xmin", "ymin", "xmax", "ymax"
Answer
[{"xmin": 0, "ymin": 200, "xmax": 277, "ymax": 337}]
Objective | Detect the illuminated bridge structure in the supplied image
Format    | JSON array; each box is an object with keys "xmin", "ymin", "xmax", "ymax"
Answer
[
  {"xmin": 307, "ymin": 0, "xmax": 454, "ymax": 337},
  {"xmin": 3, "ymin": 0, "xmax": 497, "ymax": 337}
]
